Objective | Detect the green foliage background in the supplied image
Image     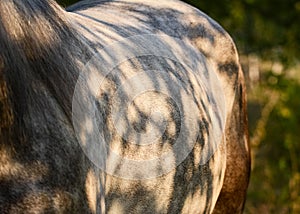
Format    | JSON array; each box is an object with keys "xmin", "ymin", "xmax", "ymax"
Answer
[{"xmin": 57, "ymin": 0, "xmax": 300, "ymax": 212}]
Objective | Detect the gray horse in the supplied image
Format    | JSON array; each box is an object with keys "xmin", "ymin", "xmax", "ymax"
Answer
[{"xmin": 0, "ymin": 0, "xmax": 250, "ymax": 213}]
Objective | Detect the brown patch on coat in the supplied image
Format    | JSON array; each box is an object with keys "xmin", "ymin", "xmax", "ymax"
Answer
[{"xmin": 213, "ymin": 68, "xmax": 251, "ymax": 214}]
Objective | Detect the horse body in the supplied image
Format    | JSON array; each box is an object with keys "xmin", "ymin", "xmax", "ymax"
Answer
[{"xmin": 0, "ymin": 0, "xmax": 250, "ymax": 213}]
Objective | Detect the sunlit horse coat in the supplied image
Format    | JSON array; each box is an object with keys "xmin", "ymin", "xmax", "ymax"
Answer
[{"xmin": 0, "ymin": 0, "xmax": 250, "ymax": 213}]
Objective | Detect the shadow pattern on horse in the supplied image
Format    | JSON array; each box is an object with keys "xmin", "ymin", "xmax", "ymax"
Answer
[{"xmin": 0, "ymin": 0, "xmax": 250, "ymax": 213}]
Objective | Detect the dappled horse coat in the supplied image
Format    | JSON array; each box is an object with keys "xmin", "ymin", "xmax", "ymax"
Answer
[{"xmin": 0, "ymin": 0, "xmax": 250, "ymax": 213}]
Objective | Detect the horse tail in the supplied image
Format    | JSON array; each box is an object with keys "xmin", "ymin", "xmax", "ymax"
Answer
[
  {"xmin": 0, "ymin": 1, "xmax": 94, "ymax": 212},
  {"xmin": 0, "ymin": 0, "xmax": 90, "ymax": 128}
]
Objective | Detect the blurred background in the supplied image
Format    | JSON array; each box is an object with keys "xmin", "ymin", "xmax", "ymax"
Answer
[{"xmin": 57, "ymin": 0, "xmax": 300, "ymax": 213}]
